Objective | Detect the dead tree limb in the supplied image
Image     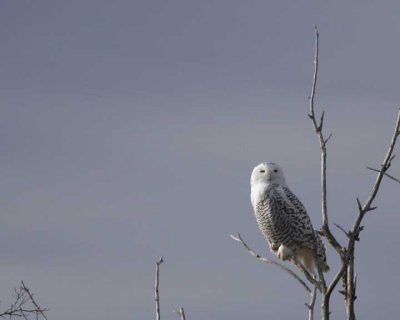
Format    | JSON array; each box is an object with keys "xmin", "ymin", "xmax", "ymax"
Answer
[
  {"xmin": 20, "ymin": 281, "xmax": 48, "ymax": 320},
  {"xmin": 155, "ymin": 257, "xmax": 164, "ymax": 320},
  {"xmin": 308, "ymin": 26, "xmax": 351, "ymax": 320},
  {"xmin": 178, "ymin": 307, "xmax": 186, "ymax": 320},
  {"xmin": 306, "ymin": 285, "xmax": 317, "ymax": 320},
  {"xmin": 345, "ymin": 110, "xmax": 400, "ymax": 320},
  {"xmin": 230, "ymin": 233, "xmax": 312, "ymax": 292},
  {"xmin": 231, "ymin": 233, "xmax": 320, "ymax": 318},
  {"xmin": 308, "ymin": 25, "xmax": 343, "ymax": 257},
  {"xmin": 0, "ymin": 282, "xmax": 48, "ymax": 320}
]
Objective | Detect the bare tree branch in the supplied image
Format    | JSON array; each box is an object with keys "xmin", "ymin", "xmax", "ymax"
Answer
[
  {"xmin": 155, "ymin": 257, "xmax": 164, "ymax": 320},
  {"xmin": 0, "ymin": 282, "xmax": 48, "ymax": 320},
  {"xmin": 20, "ymin": 282, "xmax": 48, "ymax": 320},
  {"xmin": 308, "ymin": 26, "xmax": 355, "ymax": 320},
  {"xmin": 326, "ymin": 262, "xmax": 347, "ymax": 298},
  {"xmin": 230, "ymin": 233, "xmax": 312, "ymax": 292},
  {"xmin": 308, "ymin": 25, "xmax": 343, "ymax": 256},
  {"xmin": 359, "ymin": 112, "xmax": 400, "ymax": 213},
  {"xmin": 178, "ymin": 307, "xmax": 186, "ymax": 320},
  {"xmin": 366, "ymin": 166, "xmax": 400, "ymax": 184},
  {"xmin": 308, "ymin": 27, "xmax": 333, "ymax": 319},
  {"xmin": 306, "ymin": 286, "xmax": 317, "ymax": 320},
  {"xmin": 345, "ymin": 109, "xmax": 400, "ymax": 320}
]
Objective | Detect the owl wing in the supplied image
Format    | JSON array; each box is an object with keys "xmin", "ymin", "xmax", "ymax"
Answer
[
  {"xmin": 279, "ymin": 185, "xmax": 327, "ymax": 261},
  {"xmin": 272, "ymin": 185, "xmax": 316, "ymax": 247}
]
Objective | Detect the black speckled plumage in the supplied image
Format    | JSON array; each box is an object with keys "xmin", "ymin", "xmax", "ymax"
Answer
[{"xmin": 254, "ymin": 183, "xmax": 328, "ymax": 269}]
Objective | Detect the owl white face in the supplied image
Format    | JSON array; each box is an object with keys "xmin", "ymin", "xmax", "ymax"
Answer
[{"xmin": 250, "ymin": 162, "xmax": 286, "ymax": 185}]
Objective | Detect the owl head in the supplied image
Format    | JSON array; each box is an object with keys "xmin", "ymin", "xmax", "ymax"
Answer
[{"xmin": 250, "ymin": 162, "xmax": 286, "ymax": 185}]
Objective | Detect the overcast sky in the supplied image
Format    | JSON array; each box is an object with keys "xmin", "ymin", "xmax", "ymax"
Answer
[{"xmin": 1, "ymin": 1, "xmax": 399, "ymax": 319}]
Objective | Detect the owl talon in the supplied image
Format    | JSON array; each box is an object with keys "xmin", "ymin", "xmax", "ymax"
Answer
[{"xmin": 270, "ymin": 243, "xmax": 279, "ymax": 252}]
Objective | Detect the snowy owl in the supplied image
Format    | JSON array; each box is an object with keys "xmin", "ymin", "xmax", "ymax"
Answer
[{"xmin": 250, "ymin": 162, "xmax": 329, "ymax": 273}]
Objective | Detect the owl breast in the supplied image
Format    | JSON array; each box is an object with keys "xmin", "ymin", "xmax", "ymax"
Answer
[{"xmin": 255, "ymin": 196, "xmax": 295, "ymax": 250}]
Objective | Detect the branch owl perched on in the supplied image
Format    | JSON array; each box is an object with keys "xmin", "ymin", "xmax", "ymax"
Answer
[{"xmin": 250, "ymin": 162, "xmax": 329, "ymax": 274}]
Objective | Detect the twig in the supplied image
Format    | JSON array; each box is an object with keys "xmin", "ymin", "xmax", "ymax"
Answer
[
  {"xmin": 155, "ymin": 257, "xmax": 164, "ymax": 320},
  {"xmin": 334, "ymin": 223, "xmax": 350, "ymax": 238},
  {"xmin": 230, "ymin": 233, "xmax": 312, "ymax": 292},
  {"xmin": 366, "ymin": 166, "xmax": 400, "ymax": 184}
]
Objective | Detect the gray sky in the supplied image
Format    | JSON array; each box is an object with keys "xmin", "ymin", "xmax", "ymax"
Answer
[{"xmin": 1, "ymin": 1, "xmax": 399, "ymax": 319}]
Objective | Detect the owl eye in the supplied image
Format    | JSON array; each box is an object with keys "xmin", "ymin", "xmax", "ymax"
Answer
[
  {"xmin": 260, "ymin": 170, "xmax": 265, "ymax": 173},
  {"xmin": 273, "ymin": 169, "xmax": 278, "ymax": 173}
]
